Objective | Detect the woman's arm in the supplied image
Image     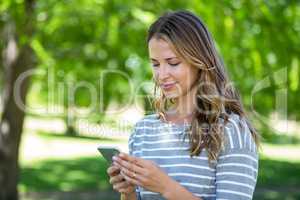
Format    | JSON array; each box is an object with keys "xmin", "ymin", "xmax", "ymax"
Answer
[
  {"xmin": 120, "ymin": 192, "xmax": 137, "ymax": 200},
  {"xmin": 162, "ymin": 179, "xmax": 202, "ymax": 200},
  {"xmin": 215, "ymin": 117, "xmax": 259, "ymax": 199}
]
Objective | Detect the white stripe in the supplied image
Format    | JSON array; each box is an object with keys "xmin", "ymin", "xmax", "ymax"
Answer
[
  {"xmin": 140, "ymin": 147, "xmax": 189, "ymax": 151},
  {"xmin": 217, "ymin": 189, "xmax": 252, "ymax": 198},
  {"xmin": 141, "ymin": 190, "xmax": 216, "ymax": 198},
  {"xmin": 134, "ymin": 139, "xmax": 188, "ymax": 146},
  {"xmin": 180, "ymin": 182, "xmax": 215, "ymax": 189},
  {"xmin": 216, "ymin": 172, "xmax": 256, "ymax": 181},
  {"xmin": 142, "ymin": 117, "xmax": 190, "ymax": 126},
  {"xmin": 140, "ymin": 191, "xmax": 159, "ymax": 195},
  {"xmin": 132, "ymin": 150, "xmax": 142, "ymax": 154},
  {"xmin": 142, "ymin": 191, "xmax": 216, "ymax": 198},
  {"xmin": 194, "ymin": 193, "xmax": 216, "ymax": 197},
  {"xmin": 217, "ymin": 163, "xmax": 258, "ymax": 172},
  {"xmin": 160, "ymin": 164, "xmax": 215, "ymax": 171},
  {"xmin": 248, "ymin": 133, "xmax": 252, "ymax": 151},
  {"xmin": 244, "ymin": 124, "xmax": 248, "ymax": 148},
  {"xmin": 168, "ymin": 172, "xmax": 215, "ymax": 180},
  {"xmin": 142, "ymin": 155, "xmax": 208, "ymax": 160},
  {"xmin": 219, "ymin": 154, "xmax": 257, "ymax": 163},
  {"xmin": 128, "ymin": 139, "xmax": 134, "ymax": 146},
  {"xmin": 135, "ymin": 125, "xmax": 187, "ymax": 130},
  {"xmin": 228, "ymin": 118, "xmax": 243, "ymax": 148},
  {"xmin": 216, "ymin": 180, "xmax": 254, "ymax": 190},
  {"xmin": 141, "ymin": 118, "xmax": 160, "ymax": 123},
  {"xmin": 135, "ymin": 125, "xmax": 188, "ymax": 130},
  {"xmin": 134, "ymin": 131, "xmax": 184, "ymax": 137},
  {"xmin": 225, "ymin": 127, "xmax": 234, "ymax": 148},
  {"xmin": 134, "ymin": 138, "xmax": 188, "ymax": 146},
  {"xmin": 135, "ymin": 126, "xmax": 163, "ymax": 130},
  {"xmin": 252, "ymin": 136, "xmax": 256, "ymax": 151}
]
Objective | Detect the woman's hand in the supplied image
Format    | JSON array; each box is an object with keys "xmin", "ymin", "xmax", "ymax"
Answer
[
  {"xmin": 106, "ymin": 164, "xmax": 136, "ymax": 195},
  {"xmin": 113, "ymin": 153, "xmax": 174, "ymax": 195}
]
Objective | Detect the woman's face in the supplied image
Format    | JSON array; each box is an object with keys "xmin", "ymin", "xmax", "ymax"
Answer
[{"xmin": 148, "ymin": 38, "xmax": 199, "ymax": 100}]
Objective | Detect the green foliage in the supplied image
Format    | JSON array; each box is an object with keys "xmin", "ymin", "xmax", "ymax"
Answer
[{"xmin": 1, "ymin": 0, "xmax": 300, "ymax": 136}]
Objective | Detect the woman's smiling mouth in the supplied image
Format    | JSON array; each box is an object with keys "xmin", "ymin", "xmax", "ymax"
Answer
[{"xmin": 161, "ymin": 82, "xmax": 176, "ymax": 90}]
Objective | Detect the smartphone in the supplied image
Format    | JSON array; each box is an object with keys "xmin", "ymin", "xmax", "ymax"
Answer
[{"xmin": 97, "ymin": 146, "xmax": 121, "ymax": 165}]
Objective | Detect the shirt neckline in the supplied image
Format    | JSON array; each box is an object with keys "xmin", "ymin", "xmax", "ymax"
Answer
[{"xmin": 155, "ymin": 113, "xmax": 191, "ymax": 128}]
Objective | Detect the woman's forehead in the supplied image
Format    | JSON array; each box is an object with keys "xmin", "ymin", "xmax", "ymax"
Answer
[{"xmin": 148, "ymin": 38, "xmax": 177, "ymax": 59}]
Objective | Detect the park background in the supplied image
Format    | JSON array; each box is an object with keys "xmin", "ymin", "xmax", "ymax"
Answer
[{"xmin": 0, "ymin": 0, "xmax": 299, "ymax": 200}]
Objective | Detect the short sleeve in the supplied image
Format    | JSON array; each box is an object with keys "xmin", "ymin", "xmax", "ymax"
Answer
[
  {"xmin": 216, "ymin": 114, "xmax": 259, "ymax": 200},
  {"xmin": 128, "ymin": 127, "xmax": 136, "ymax": 156}
]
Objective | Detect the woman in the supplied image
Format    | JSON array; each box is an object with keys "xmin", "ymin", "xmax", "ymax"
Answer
[{"xmin": 107, "ymin": 10, "xmax": 259, "ymax": 200}]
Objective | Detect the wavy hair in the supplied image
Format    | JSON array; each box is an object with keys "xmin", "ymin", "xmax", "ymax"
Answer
[{"xmin": 147, "ymin": 10, "xmax": 260, "ymax": 161}]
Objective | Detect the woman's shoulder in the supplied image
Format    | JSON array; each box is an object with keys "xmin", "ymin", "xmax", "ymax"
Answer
[
  {"xmin": 222, "ymin": 112, "xmax": 258, "ymax": 153},
  {"xmin": 134, "ymin": 113, "xmax": 161, "ymax": 128},
  {"xmin": 128, "ymin": 113, "xmax": 160, "ymax": 141}
]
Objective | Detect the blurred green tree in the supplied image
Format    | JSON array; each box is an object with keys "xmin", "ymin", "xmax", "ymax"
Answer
[{"xmin": 0, "ymin": 0, "xmax": 36, "ymax": 199}]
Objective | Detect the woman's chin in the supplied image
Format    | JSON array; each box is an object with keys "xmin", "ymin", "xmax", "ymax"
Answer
[{"xmin": 164, "ymin": 92, "xmax": 180, "ymax": 99}]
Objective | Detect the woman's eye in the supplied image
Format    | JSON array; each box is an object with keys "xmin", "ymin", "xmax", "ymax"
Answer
[
  {"xmin": 152, "ymin": 63, "xmax": 159, "ymax": 67},
  {"xmin": 169, "ymin": 62, "xmax": 181, "ymax": 66}
]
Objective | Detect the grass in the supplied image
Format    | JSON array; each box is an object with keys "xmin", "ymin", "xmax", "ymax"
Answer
[
  {"xmin": 19, "ymin": 129, "xmax": 124, "ymax": 199},
  {"xmin": 20, "ymin": 130, "xmax": 127, "ymax": 164},
  {"xmin": 254, "ymin": 157, "xmax": 300, "ymax": 200},
  {"xmin": 20, "ymin": 156, "xmax": 300, "ymax": 199},
  {"xmin": 19, "ymin": 125, "xmax": 300, "ymax": 200},
  {"xmin": 20, "ymin": 156, "xmax": 111, "ymax": 192}
]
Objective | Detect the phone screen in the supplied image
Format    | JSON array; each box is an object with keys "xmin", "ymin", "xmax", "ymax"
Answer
[{"xmin": 97, "ymin": 147, "xmax": 120, "ymax": 164}]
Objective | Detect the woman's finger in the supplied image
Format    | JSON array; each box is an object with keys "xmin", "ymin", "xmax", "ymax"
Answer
[
  {"xmin": 113, "ymin": 180, "xmax": 130, "ymax": 191},
  {"xmin": 109, "ymin": 174, "xmax": 125, "ymax": 184},
  {"xmin": 107, "ymin": 165, "xmax": 120, "ymax": 176},
  {"xmin": 113, "ymin": 156, "xmax": 145, "ymax": 175},
  {"xmin": 119, "ymin": 186, "xmax": 134, "ymax": 194},
  {"xmin": 122, "ymin": 172, "xmax": 142, "ymax": 187},
  {"xmin": 120, "ymin": 167, "xmax": 137, "ymax": 179},
  {"xmin": 120, "ymin": 167, "xmax": 147, "ymax": 186},
  {"xmin": 118, "ymin": 153, "xmax": 144, "ymax": 167}
]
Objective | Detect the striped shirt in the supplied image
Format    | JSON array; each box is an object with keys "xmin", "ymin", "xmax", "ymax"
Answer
[{"xmin": 128, "ymin": 113, "xmax": 258, "ymax": 200}]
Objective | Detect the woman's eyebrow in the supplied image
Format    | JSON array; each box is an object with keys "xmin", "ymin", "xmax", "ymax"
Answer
[{"xmin": 150, "ymin": 57, "xmax": 178, "ymax": 61}]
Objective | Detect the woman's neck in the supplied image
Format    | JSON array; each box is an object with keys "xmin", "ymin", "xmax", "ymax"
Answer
[
  {"xmin": 165, "ymin": 86, "xmax": 197, "ymax": 124},
  {"xmin": 170, "ymin": 86, "xmax": 197, "ymax": 116}
]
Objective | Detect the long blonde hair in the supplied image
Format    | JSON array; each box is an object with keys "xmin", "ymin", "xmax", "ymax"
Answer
[{"xmin": 147, "ymin": 10, "xmax": 259, "ymax": 161}]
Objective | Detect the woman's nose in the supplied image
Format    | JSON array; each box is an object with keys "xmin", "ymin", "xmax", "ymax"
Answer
[{"xmin": 157, "ymin": 65, "xmax": 170, "ymax": 81}]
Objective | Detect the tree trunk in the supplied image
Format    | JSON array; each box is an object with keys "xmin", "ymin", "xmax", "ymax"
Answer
[{"xmin": 0, "ymin": 1, "xmax": 35, "ymax": 199}]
